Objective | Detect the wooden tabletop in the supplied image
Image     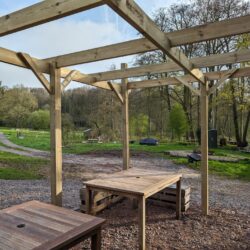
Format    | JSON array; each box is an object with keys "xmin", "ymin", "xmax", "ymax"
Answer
[
  {"xmin": 0, "ymin": 200, "xmax": 105, "ymax": 250},
  {"xmin": 85, "ymin": 168, "xmax": 182, "ymax": 198}
]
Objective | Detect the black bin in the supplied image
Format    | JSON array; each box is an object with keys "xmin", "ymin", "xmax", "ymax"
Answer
[{"xmin": 208, "ymin": 129, "xmax": 217, "ymax": 148}]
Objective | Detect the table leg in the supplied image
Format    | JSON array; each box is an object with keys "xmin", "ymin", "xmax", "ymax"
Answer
[
  {"xmin": 138, "ymin": 196, "xmax": 146, "ymax": 250},
  {"xmin": 85, "ymin": 186, "xmax": 92, "ymax": 215},
  {"xmin": 176, "ymin": 178, "xmax": 182, "ymax": 219},
  {"xmin": 91, "ymin": 229, "xmax": 101, "ymax": 250}
]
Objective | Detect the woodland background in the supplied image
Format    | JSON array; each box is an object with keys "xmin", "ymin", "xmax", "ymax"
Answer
[{"xmin": 0, "ymin": 0, "xmax": 249, "ymax": 147}]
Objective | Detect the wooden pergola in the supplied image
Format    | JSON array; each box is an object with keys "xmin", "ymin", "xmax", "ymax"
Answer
[{"xmin": 1, "ymin": 0, "xmax": 250, "ymax": 216}]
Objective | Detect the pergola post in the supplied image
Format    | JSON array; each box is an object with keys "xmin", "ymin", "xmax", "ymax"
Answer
[
  {"xmin": 50, "ymin": 62, "xmax": 63, "ymax": 206},
  {"xmin": 200, "ymin": 81, "xmax": 209, "ymax": 215},
  {"xmin": 121, "ymin": 63, "xmax": 130, "ymax": 170}
]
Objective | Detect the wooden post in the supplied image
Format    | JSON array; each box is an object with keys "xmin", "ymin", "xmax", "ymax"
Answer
[
  {"xmin": 176, "ymin": 177, "xmax": 182, "ymax": 219},
  {"xmin": 200, "ymin": 81, "xmax": 209, "ymax": 215},
  {"xmin": 138, "ymin": 196, "xmax": 146, "ymax": 250},
  {"xmin": 50, "ymin": 62, "xmax": 62, "ymax": 206},
  {"xmin": 121, "ymin": 63, "xmax": 130, "ymax": 170}
]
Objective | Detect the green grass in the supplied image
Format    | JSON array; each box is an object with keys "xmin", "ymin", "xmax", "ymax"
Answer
[
  {"xmin": 0, "ymin": 167, "xmax": 42, "ymax": 180},
  {"xmin": 0, "ymin": 151, "xmax": 48, "ymax": 165},
  {"xmin": 0, "ymin": 128, "xmax": 50, "ymax": 151},
  {"xmin": 0, "ymin": 151, "xmax": 48, "ymax": 180},
  {"xmin": 171, "ymin": 156, "xmax": 250, "ymax": 181},
  {"xmin": 0, "ymin": 127, "xmax": 249, "ymax": 181}
]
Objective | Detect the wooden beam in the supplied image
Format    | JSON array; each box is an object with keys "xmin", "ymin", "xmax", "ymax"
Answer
[
  {"xmin": 0, "ymin": 0, "xmax": 103, "ymax": 37},
  {"xmin": 121, "ymin": 63, "xmax": 130, "ymax": 170},
  {"xmin": 83, "ymin": 0, "xmax": 208, "ymax": 83},
  {"xmin": 44, "ymin": 15, "xmax": 250, "ymax": 67},
  {"xmin": 0, "ymin": 47, "xmax": 118, "ymax": 91},
  {"xmin": 18, "ymin": 53, "xmax": 51, "ymax": 93},
  {"xmin": 127, "ymin": 67, "xmax": 250, "ymax": 89},
  {"xmin": 107, "ymin": 82, "xmax": 124, "ymax": 104},
  {"xmin": 50, "ymin": 63, "xmax": 62, "ymax": 207},
  {"xmin": 61, "ymin": 70, "xmax": 78, "ymax": 90},
  {"xmin": 200, "ymin": 81, "xmax": 209, "ymax": 215},
  {"xmin": 90, "ymin": 49, "xmax": 250, "ymax": 81},
  {"xmin": 175, "ymin": 76, "xmax": 201, "ymax": 96},
  {"xmin": 208, "ymin": 68, "xmax": 238, "ymax": 96}
]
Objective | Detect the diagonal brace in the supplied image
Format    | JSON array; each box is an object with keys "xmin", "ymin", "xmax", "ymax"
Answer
[
  {"xmin": 61, "ymin": 70, "xmax": 79, "ymax": 90},
  {"xmin": 208, "ymin": 68, "xmax": 238, "ymax": 96},
  {"xmin": 175, "ymin": 76, "xmax": 201, "ymax": 96},
  {"xmin": 108, "ymin": 81, "xmax": 124, "ymax": 104},
  {"xmin": 104, "ymin": 0, "xmax": 205, "ymax": 84},
  {"xmin": 18, "ymin": 52, "xmax": 51, "ymax": 93}
]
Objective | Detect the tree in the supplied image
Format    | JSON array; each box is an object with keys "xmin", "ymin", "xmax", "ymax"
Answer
[
  {"xmin": 28, "ymin": 110, "xmax": 50, "ymax": 130},
  {"xmin": 0, "ymin": 86, "xmax": 38, "ymax": 128},
  {"xmin": 169, "ymin": 104, "xmax": 188, "ymax": 141}
]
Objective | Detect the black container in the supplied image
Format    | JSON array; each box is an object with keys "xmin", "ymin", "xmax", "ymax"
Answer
[{"xmin": 208, "ymin": 129, "xmax": 217, "ymax": 148}]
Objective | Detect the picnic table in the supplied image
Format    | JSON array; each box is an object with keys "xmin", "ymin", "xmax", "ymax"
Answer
[
  {"xmin": 85, "ymin": 168, "xmax": 182, "ymax": 250},
  {"xmin": 0, "ymin": 200, "xmax": 105, "ymax": 250}
]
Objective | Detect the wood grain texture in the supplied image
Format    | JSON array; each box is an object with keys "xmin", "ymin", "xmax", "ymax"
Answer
[
  {"xmin": 44, "ymin": 15, "xmax": 250, "ymax": 67},
  {"xmin": 0, "ymin": 0, "xmax": 103, "ymax": 36},
  {"xmin": 0, "ymin": 201, "xmax": 105, "ymax": 250}
]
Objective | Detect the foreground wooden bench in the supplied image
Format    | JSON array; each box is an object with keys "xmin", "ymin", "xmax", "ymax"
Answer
[
  {"xmin": 85, "ymin": 168, "xmax": 182, "ymax": 250},
  {"xmin": 0, "ymin": 200, "xmax": 105, "ymax": 250}
]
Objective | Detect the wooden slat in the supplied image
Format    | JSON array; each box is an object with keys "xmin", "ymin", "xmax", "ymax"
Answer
[
  {"xmin": 44, "ymin": 15, "xmax": 250, "ymax": 67},
  {"xmin": 85, "ymin": 170, "xmax": 182, "ymax": 197},
  {"xmin": 90, "ymin": 49, "xmax": 250, "ymax": 81},
  {"xmin": 18, "ymin": 52, "xmax": 51, "ymax": 93},
  {"xmin": 0, "ymin": 201, "xmax": 105, "ymax": 250},
  {"xmin": 0, "ymin": 0, "xmax": 103, "ymax": 37}
]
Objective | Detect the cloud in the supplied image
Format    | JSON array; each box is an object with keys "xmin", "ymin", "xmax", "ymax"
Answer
[
  {"xmin": 0, "ymin": 1, "xmax": 175, "ymax": 89},
  {"xmin": 0, "ymin": 15, "xmax": 136, "ymax": 88}
]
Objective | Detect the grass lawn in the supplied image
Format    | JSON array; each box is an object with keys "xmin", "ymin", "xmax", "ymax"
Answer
[
  {"xmin": 0, "ymin": 151, "xmax": 48, "ymax": 180},
  {"xmin": 0, "ymin": 127, "xmax": 249, "ymax": 181}
]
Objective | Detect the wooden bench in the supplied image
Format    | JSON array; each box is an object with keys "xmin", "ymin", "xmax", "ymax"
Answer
[{"xmin": 0, "ymin": 200, "xmax": 105, "ymax": 250}]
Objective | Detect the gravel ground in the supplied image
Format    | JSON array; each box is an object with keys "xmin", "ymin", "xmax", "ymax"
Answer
[{"xmin": 0, "ymin": 133, "xmax": 249, "ymax": 249}]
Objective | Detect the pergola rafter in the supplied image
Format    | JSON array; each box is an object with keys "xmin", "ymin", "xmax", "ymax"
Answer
[
  {"xmin": 43, "ymin": 15, "xmax": 250, "ymax": 67},
  {"xmin": 1, "ymin": 0, "xmax": 250, "ymax": 227}
]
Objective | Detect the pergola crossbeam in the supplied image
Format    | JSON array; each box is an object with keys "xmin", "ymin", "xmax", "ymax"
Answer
[
  {"xmin": 127, "ymin": 67, "xmax": 250, "ymax": 89},
  {"xmin": 18, "ymin": 52, "xmax": 51, "ymax": 93},
  {"xmin": 89, "ymin": 49, "xmax": 250, "ymax": 81},
  {"xmin": 0, "ymin": 47, "xmax": 119, "ymax": 91},
  {"xmin": 0, "ymin": 0, "xmax": 103, "ymax": 37},
  {"xmin": 43, "ymin": 15, "xmax": 250, "ymax": 67}
]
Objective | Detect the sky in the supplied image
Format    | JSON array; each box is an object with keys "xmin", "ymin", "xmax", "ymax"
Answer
[{"xmin": 0, "ymin": 0, "xmax": 177, "ymax": 89}]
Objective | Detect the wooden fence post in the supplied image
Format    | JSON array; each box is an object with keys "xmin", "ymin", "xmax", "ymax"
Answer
[
  {"xmin": 121, "ymin": 63, "xmax": 130, "ymax": 170},
  {"xmin": 50, "ymin": 62, "xmax": 62, "ymax": 206},
  {"xmin": 200, "ymin": 81, "xmax": 209, "ymax": 215}
]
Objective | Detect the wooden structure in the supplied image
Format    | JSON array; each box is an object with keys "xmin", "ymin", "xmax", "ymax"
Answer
[
  {"xmin": 1, "ymin": 1, "xmax": 250, "ymax": 216},
  {"xmin": 0, "ymin": 200, "xmax": 105, "ymax": 250},
  {"xmin": 84, "ymin": 168, "xmax": 182, "ymax": 250}
]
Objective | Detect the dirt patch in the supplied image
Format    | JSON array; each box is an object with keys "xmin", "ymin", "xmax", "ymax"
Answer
[{"xmin": 72, "ymin": 201, "xmax": 249, "ymax": 250}]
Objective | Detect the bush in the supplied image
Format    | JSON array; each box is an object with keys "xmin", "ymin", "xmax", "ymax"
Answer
[{"xmin": 28, "ymin": 110, "xmax": 50, "ymax": 130}]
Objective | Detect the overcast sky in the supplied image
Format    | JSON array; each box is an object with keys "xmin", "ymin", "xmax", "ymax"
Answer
[{"xmin": 0, "ymin": 0, "xmax": 177, "ymax": 89}]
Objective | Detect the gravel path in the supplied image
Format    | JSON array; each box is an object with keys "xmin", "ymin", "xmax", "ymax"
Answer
[{"xmin": 0, "ymin": 132, "xmax": 250, "ymax": 214}]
